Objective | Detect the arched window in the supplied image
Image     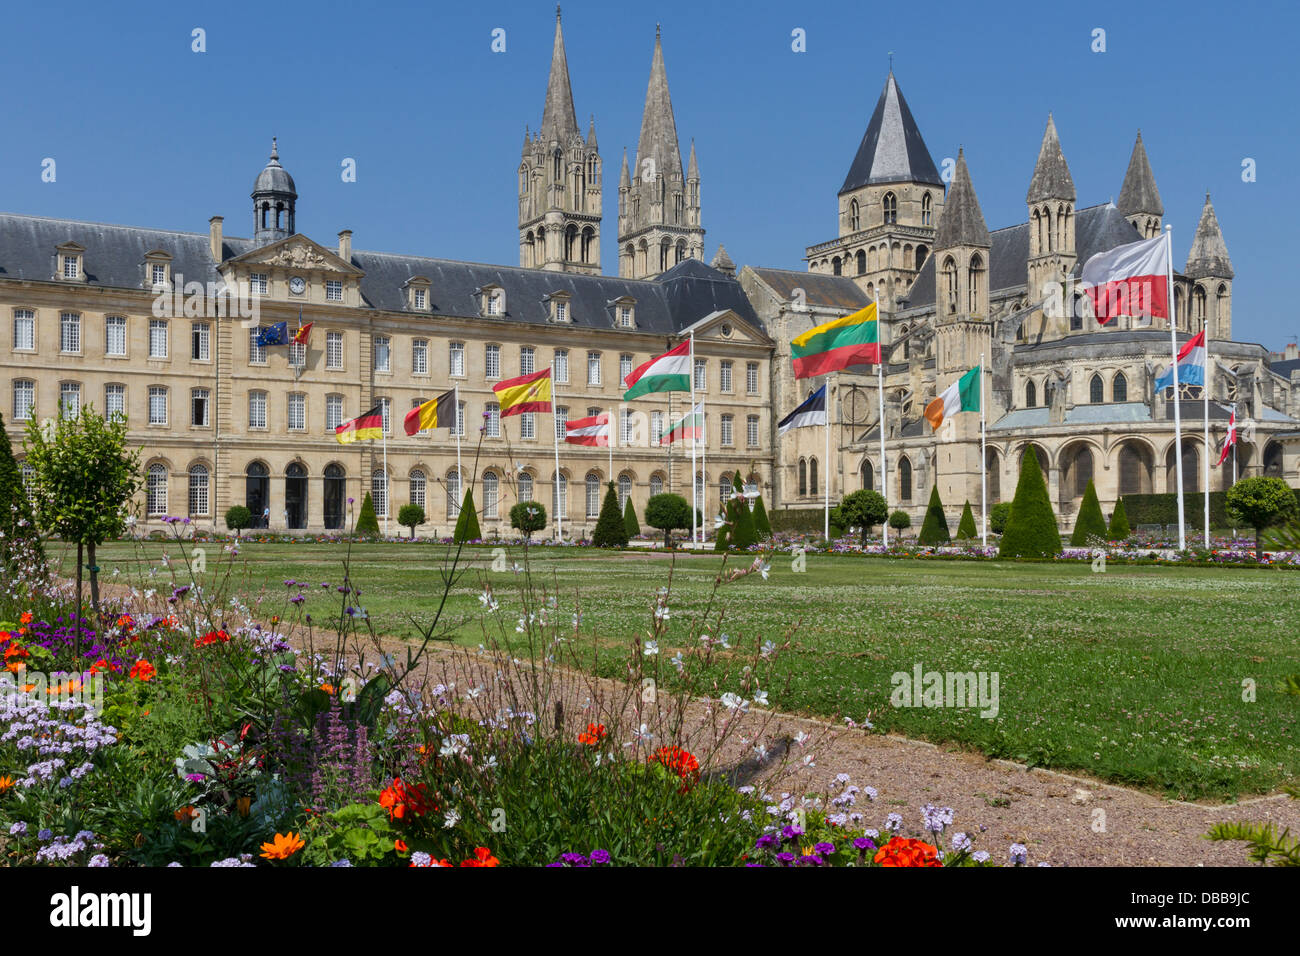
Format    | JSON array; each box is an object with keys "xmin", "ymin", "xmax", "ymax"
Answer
[
  {"xmin": 553, "ymin": 149, "xmax": 562, "ymax": 182},
  {"xmin": 921, "ymin": 192, "xmax": 932, "ymax": 226},
  {"xmin": 1215, "ymin": 284, "xmax": 1228, "ymax": 330},
  {"xmin": 856, "ymin": 249, "xmax": 866, "ymax": 275},
  {"xmin": 147, "ymin": 463, "xmax": 168, "ymax": 516},
  {"xmin": 861, "ymin": 458, "xmax": 874, "ymax": 492},
  {"xmin": 409, "ymin": 470, "xmax": 426, "ymax": 509},
  {"xmin": 483, "ymin": 471, "xmax": 499, "ymax": 519},
  {"xmin": 942, "ymin": 257, "xmax": 958, "ymax": 314},
  {"xmin": 446, "ymin": 469, "xmax": 462, "ymax": 517},
  {"xmin": 1025, "ymin": 381, "xmax": 1037, "ymax": 408},
  {"xmin": 797, "ymin": 458, "xmax": 808, "ymax": 496},
  {"xmin": 849, "ymin": 199, "xmax": 860, "ymax": 231},
  {"xmin": 898, "ymin": 457, "xmax": 912, "ymax": 502},
  {"xmin": 553, "ymin": 471, "xmax": 568, "ymax": 518},
  {"xmin": 1193, "ymin": 286, "xmax": 1207, "ymax": 331},
  {"xmin": 371, "ymin": 469, "xmax": 389, "ymax": 517},
  {"xmin": 649, "ymin": 474, "xmax": 663, "ymax": 498},
  {"xmin": 1166, "ymin": 441, "xmax": 1200, "ymax": 493},
  {"xmin": 719, "ymin": 474, "xmax": 733, "ymax": 509},
  {"xmin": 618, "ymin": 474, "xmax": 632, "ymax": 512},
  {"xmin": 187, "ymin": 464, "xmax": 209, "ymax": 516},
  {"xmin": 1118, "ymin": 443, "xmax": 1152, "ymax": 496},
  {"xmin": 967, "ymin": 253, "xmax": 984, "ymax": 312},
  {"xmin": 1044, "ymin": 380, "xmax": 1057, "ymax": 408},
  {"xmin": 1112, "ymin": 372, "xmax": 1128, "ymax": 403},
  {"xmin": 324, "ymin": 464, "xmax": 346, "ymax": 530},
  {"xmin": 915, "ymin": 245, "xmax": 927, "ymax": 270},
  {"xmin": 883, "ymin": 192, "xmax": 897, "ymax": 225},
  {"xmin": 585, "ymin": 473, "xmax": 600, "ymax": 519},
  {"xmin": 809, "ymin": 457, "xmax": 819, "ymax": 493},
  {"xmin": 517, "ymin": 471, "xmax": 534, "ymax": 503},
  {"xmin": 832, "ymin": 256, "xmax": 842, "ymax": 276},
  {"xmin": 1089, "ymin": 374, "xmax": 1105, "ymax": 404},
  {"xmin": 1066, "ymin": 446, "xmax": 1094, "ymax": 498},
  {"xmin": 985, "ymin": 449, "xmax": 1000, "ymax": 502}
]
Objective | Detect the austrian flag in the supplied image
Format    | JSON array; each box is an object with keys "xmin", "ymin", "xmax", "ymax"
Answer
[
  {"xmin": 1080, "ymin": 233, "xmax": 1171, "ymax": 324},
  {"xmin": 564, "ymin": 412, "xmax": 610, "ymax": 447}
]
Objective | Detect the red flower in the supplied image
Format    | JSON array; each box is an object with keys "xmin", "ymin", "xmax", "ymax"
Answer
[
  {"xmin": 873, "ymin": 837, "xmax": 942, "ymax": 868},
  {"xmin": 129, "ymin": 659, "xmax": 156, "ymax": 682},
  {"xmin": 459, "ymin": 847, "xmax": 500, "ymax": 867},
  {"xmin": 377, "ymin": 778, "xmax": 433, "ymax": 821},
  {"xmin": 577, "ymin": 722, "xmax": 607, "ymax": 746},
  {"xmin": 195, "ymin": 629, "xmax": 231, "ymax": 648},
  {"xmin": 394, "ymin": 839, "xmax": 409, "ymax": 854}
]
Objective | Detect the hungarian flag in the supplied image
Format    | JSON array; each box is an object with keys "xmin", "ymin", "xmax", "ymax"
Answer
[
  {"xmin": 1155, "ymin": 330, "xmax": 1207, "ymax": 391},
  {"xmin": 493, "ymin": 367, "xmax": 552, "ymax": 417},
  {"xmin": 791, "ymin": 302, "xmax": 880, "ymax": 379},
  {"xmin": 403, "ymin": 389, "xmax": 456, "ymax": 436},
  {"xmin": 623, "ymin": 341, "xmax": 691, "ymax": 399},
  {"xmin": 291, "ymin": 321, "xmax": 314, "ymax": 346},
  {"xmin": 1217, "ymin": 410, "xmax": 1237, "ymax": 466},
  {"xmin": 255, "ymin": 321, "xmax": 288, "ymax": 347},
  {"xmin": 924, "ymin": 366, "xmax": 981, "ymax": 430},
  {"xmin": 336, "ymin": 404, "xmax": 384, "ymax": 444},
  {"xmin": 565, "ymin": 412, "xmax": 610, "ymax": 447},
  {"xmin": 659, "ymin": 402, "xmax": 703, "ymax": 446},
  {"xmin": 1080, "ymin": 234, "xmax": 1171, "ymax": 324},
  {"xmin": 777, "ymin": 384, "xmax": 827, "ymax": 435}
]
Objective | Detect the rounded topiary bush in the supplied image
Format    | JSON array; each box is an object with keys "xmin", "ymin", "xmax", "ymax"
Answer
[
  {"xmin": 225, "ymin": 504, "xmax": 253, "ymax": 537},
  {"xmin": 888, "ymin": 510, "xmax": 911, "ymax": 532},
  {"xmin": 990, "ymin": 501, "xmax": 1012, "ymax": 535}
]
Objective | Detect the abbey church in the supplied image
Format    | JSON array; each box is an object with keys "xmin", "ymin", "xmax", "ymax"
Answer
[{"xmin": 1, "ymin": 8, "xmax": 1295, "ymax": 536}]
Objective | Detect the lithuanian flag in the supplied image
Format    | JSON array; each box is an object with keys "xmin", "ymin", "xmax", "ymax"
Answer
[
  {"xmin": 493, "ymin": 367, "xmax": 553, "ymax": 417},
  {"xmin": 791, "ymin": 302, "xmax": 880, "ymax": 379},
  {"xmin": 403, "ymin": 388, "xmax": 457, "ymax": 436},
  {"xmin": 335, "ymin": 404, "xmax": 384, "ymax": 444}
]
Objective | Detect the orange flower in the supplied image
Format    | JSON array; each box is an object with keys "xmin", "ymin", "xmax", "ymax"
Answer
[
  {"xmin": 19, "ymin": 612, "xmax": 32, "ymax": 625},
  {"xmin": 577, "ymin": 722, "xmax": 607, "ymax": 746},
  {"xmin": 116, "ymin": 614, "xmax": 134, "ymax": 631},
  {"xmin": 259, "ymin": 832, "xmax": 305, "ymax": 860},
  {"xmin": 195, "ymin": 629, "xmax": 231, "ymax": 648},
  {"xmin": 394, "ymin": 839, "xmax": 409, "ymax": 853},
  {"xmin": 175, "ymin": 805, "xmax": 197, "ymax": 823},
  {"xmin": 129, "ymin": 660, "xmax": 156, "ymax": 682},
  {"xmin": 320, "ymin": 683, "xmax": 336, "ymax": 695},
  {"xmin": 4, "ymin": 644, "xmax": 29, "ymax": 660},
  {"xmin": 873, "ymin": 836, "xmax": 942, "ymax": 868},
  {"xmin": 5, "ymin": 662, "xmax": 26, "ymax": 674},
  {"xmin": 0, "ymin": 775, "xmax": 15, "ymax": 793},
  {"xmin": 459, "ymin": 847, "xmax": 500, "ymax": 867},
  {"xmin": 377, "ymin": 778, "xmax": 432, "ymax": 821},
  {"xmin": 88, "ymin": 659, "xmax": 112, "ymax": 675}
]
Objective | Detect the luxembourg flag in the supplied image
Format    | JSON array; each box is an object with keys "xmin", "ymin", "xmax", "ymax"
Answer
[
  {"xmin": 1080, "ymin": 233, "xmax": 1171, "ymax": 324},
  {"xmin": 1154, "ymin": 329, "xmax": 1206, "ymax": 391},
  {"xmin": 1217, "ymin": 410, "xmax": 1237, "ymax": 466},
  {"xmin": 564, "ymin": 412, "xmax": 610, "ymax": 447}
]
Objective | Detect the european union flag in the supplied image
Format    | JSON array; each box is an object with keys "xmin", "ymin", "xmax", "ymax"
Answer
[{"xmin": 255, "ymin": 322, "xmax": 288, "ymax": 347}]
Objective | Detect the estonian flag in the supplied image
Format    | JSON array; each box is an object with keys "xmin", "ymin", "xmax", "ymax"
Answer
[
  {"xmin": 778, "ymin": 384, "xmax": 827, "ymax": 435},
  {"xmin": 255, "ymin": 321, "xmax": 288, "ymax": 347}
]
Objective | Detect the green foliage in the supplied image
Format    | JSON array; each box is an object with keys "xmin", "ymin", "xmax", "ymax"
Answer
[
  {"xmin": 1121, "ymin": 491, "xmax": 1228, "ymax": 531},
  {"xmin": 510, "ymin": 500, "xmax": 548, "ymax": 539},
  {"xmin": 224, "ymin": 505, "xmax": 253, "ymax": 536},
  {"xmin": 302, "ymin": 801, "xmax": 400, "ymax": 867},
  {"xmin": 354, "ymin": 493, "xmax": 381, "ymax": 536},
  {"xmin": 397, "ymin": 504, "xmax": 426, "ymax": 539},
  {"xmin": 592, "ymin": 483, "xmax": 629, "ymax": 548},
  {"xmin": 1206, "ymin": 820, "xmax": 1300, "ymax": 866},
  {"xmin": 990, "ymin": 501, "xmax": 1012, "ymax": 535},
  {"xmin": 888, "ymin": 510, "xmax": 911, "ymax": 531},
  {"xmin": 726, "ymin": 475, "xmax": 758, "ymax": 550},
  {"xmin": 1070, "ymin": 480, "xmax": 1108, "ymax": 545},
  {"xmin": 751, "ymin": 494, "xmax": 772, "ymax": 539},
  {"xmin": 623, "ymin": 496, "xmax": 640, "ymax": 538},
  {"xmin": 0, "ymin": 412, "xmax": 42, "ymax": 568},
  {"xmin": 839, "ymin": 489, "xmax": 888, "ymax": 545},
  {"xmin": 956, "ymin": 501, "xmax": 978, "ymax": 540},
  {"xmin": 1227, "ymin": 476, "xmax": 1299, "ymax": 560},
  {"xmin": 644, "ymin": 493, "xmax": 692, "ymax": 547},
  {"xmin": 453, "ymin": 489, "xmax": 482, "ymax": 543},
  {"xmin": 917, "ymin": 485, "xmax": 951, "ymax": 546},
  {"xmin": 1107, "ymin": 496, "xmax": 1131, "ymax": 540},
  {"xmin": 766, "ymin": 508, "xmax": 828, "ymax": 534},
  {"xmin": 998, "ymin": 449, "xmax": 1061, "ymax": 558}
]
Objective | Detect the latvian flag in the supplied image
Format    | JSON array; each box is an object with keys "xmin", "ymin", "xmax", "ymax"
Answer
[
  {"xmin": 1217, "ymin": 410, "xmax": 1237, "ymax": 466},
  {"xmin": 565, "ymin": 411, "xmax": 610, "ymax": 447},
  {"xmin": 777, "ymin": 384, "xmax": 827, "ymax": 435},
  {"xmin": 1154, "ymin": 330, "xmax": 1207, "ymax": 391},
  {"xmin": 623, "ymin": 341, "xmax": 691, "ymax": 400},
  {"xmin": 1080, "ymin": 233, "xmax": 1171, "ymax": 324},
  {"xmin": 659, "ymin": 402, "xmax": 703, "ymax": 446}
]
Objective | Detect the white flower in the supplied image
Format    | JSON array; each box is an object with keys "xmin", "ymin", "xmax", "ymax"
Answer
[
  {"xmin": 644, "ymin": 640, "xmax": 659, "ymax": 656},
  {"xmin": 717, "ymin": 634, "xmax": 731, "ymax": 649},
  {"xmin": 760, "ymin": 640, "xmax": 777, "ymax": 658},
  {"xmin": 752, "ymin": 689, "xmax": 769, "ymax": 707},
  {"xmin": 753, "ymin": 742, "xmax": 769, "ymax": 760},
  {"xmin": 758, "ymin": 561, "xmax": 771, "ymax": 580},
  {"xmin": 654, "ymin": 604, "xmax": 670, "ymax": 622},
  {"xmin": 478, "ymin": 590, "xmax": 499, "ymax": 613},
  {"xmin": 720, "ymin": 692, "xmax": 748, "ymax": 713},
  {"xmin": 714, "ymin": 513, "xmax": 727, "ymax": 530},
  {"xmin": 669, "ymin": 652, "xmax": 685, "ymax": 673},
  {"xmin": 442, "ymin": 808, "xmax": 461, "ymax": 829},
  {"xmin": 794, "ymin": 731, "xmax": 811, "ymax": 747}
]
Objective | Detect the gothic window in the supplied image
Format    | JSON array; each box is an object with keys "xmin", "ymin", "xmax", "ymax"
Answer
[
  {"xmin": 797, "ymin": 458, "xmax": 807, "ymax": 496},
  {"xmin": 553, "ymin": 149, "xmax": 562, "ymax": 182},
  {"xmin": 1032, "ymin": 209, "xmax": 1041, "ymax": 253},
  {"xmin": 809, "ymin": 457, "xmax": 819, "ymax": 492},
  {"xmin": 861, "ymin": 458, "xmax": 873, "ymax": 491},
  {"xmin": 581, "ymin": 227, "xmax": 595, "ymax": 263},
  {"xmin": 883, "ymin": 192, "xmax": 897, "ymax": 225},
  {"xmin": 1044, "ymin": 380, "xmax": 1056, "ymax": 408},
  {"xmin": 849, "ymin": 199, "xmax": 860, "ymax": 231},
  {"xmin": 565, "ymin": 224, "xmax": 578, "ymax": 261},
  {"xmin": 921, "ymin": 192, "xmax": 932, "ymax": 226},
  {"xmin": 856, "ymin": 250, "xmax": 866, "ymax": 275},
  {"xmin": 1112, "ymin": 372, "xmax": 1128, "ymax": 403},
  {"xmin": 1193, "ymin": 286, "xmax": 1207, "ymax": 331},
  {"xmin": 898, "ymin": 456, "xmax": 912, "ymax": 502},
  {"xmin": 1089, "ymin": 374, "xmax": 1104, "ymax": 404},
  {"xmin": 1057, "ymin": 204, "xmax": 1068, "ymax": 250},
  {"xmin": 967, "ymin": 254, "xmax": 984, "ymax": 313},
  {"xmin": 1118, "ymin": 443, "xmax": 1152, "ymax": 496},
  {"xmin": 1216, "ymin": 284, "xmax": 1228, "ymax": 329},
  {"xmin": 942, "ymin": 257, "xmax": 958, "ymax": 315},
  {"xmin": 1025, "ymin": 380, "xmax": 1037, "ymax": 408},
  {"xmin": 1068, "ymin": 446, "xmax": 1094, "ymax": 498},
  {"xmin": 832, "ymin": 256, "xmax": 842, "ymax": 276},
  {"xmin": 675, "ymin": 239, "xmax": 686, "ymax": 264}
]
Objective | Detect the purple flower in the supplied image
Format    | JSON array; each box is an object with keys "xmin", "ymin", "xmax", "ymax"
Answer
[
  {"xmin": 814, "ymin": 842, "xmax": 836, "ymax": 856},
  {"xmin": 780, "ymin": 824, "xmax": 803, "ymax": 842},
  {"xmin": 37, "ymin": 828, "xmax": 52, "ymax": 842},
  {"xmin": 588, "ymin": 849, "xmax": 610, "ymax": 865},
  {"xmin": 1009, "ymin": 843, "xmax": 1028, "ymax": 865},
  {"xmin": 755, "ymin": 833, "xmax": 779, "ymax": 850},
  {"xmin": 88, "ymin": 854, "xmax": 111, "ymax": 867},
  {"xmin": 852, "ymin": 837, "xmax": 876, "ymax": 851},
  {"xmin": 8, "ymin": 822, "xmax": 26, "ymax": 837}
]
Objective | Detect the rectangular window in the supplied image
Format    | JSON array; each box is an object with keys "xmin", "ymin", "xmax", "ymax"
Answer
[
  {"xmin": 105, "ymin": 315, "xmax": 126, "ymax": 356},
  {"xmin": 249, "ymin": 391, "xmax": 267, "ymax": 429},
  {"xmin": 379, "ymin": 398, "xmax": 391, "ymax": 436},
  {"xmin": 191, "ymin": 322, "xmax": 210, "ymax": 361},
  {"xmin": 249, "ymin": 327, "xmax": 266, "ymax": 365},
  {"xmin": 373, "ymin": 335, "xmax": 390, "ymax": 372},
  {"xmin": 454, "ymin": 401, "xmax": 466, "ymax": 437},
  {"xmin": 412, "ymin": 338, "xmax": 429, "ymax": 374},
  {"xmin": 721, "ymin": 414, "xmax": 733, "ymax": 446},
  {"xmin": 148, "ymin": 386, "xmax": 168, "ymax": 425},
  {"xmin": 414, "ymin": 288, "xmax": 427, "ymax": 309},
  {"xmin": 619, "ymin": 353, "xmax": 633, "ymax": 382},
  {"xmin": 520, "ymin": 346, "xmax": 535, "ymax": 376},
  {"xmin": 288, "ymin": 393, "xmax": 305, "ymax": 431},
  {"xmin": 105, "ymin": 384, "xmax": 125, "ymax": 421},
  {"xmin": 326, "ymin": 394, "xmax": 343, "ymax": 431},
  {"xmin": 151, "ymin": 263, "xmax": 167, "ymax": 287},
  {"xmin": 189, "ymin": 469, "xmax": 209, "ymax": 516},
  {"xmin": 63, "ymin": 256, "xmax": 79, "ymax": 279},
  {"xmin": 409, "ymin": 397, "xmax": 428, "ymax": 434},
  {"xmin": 587, "ymin": 351, "xmax": 601, "ymax": 386},
  {"xmin": 250, "ymin": 273, "xmax": 268, "ymax": 296},
  {"xmin": 487, "ymin": 290, "xmax": 502, "ymax": 315},
  {"xmin": 325, "ymin": 280, "xmax": 343, "ymax": 302},
  {"xmin": 555, "ymin": 301, "xmax": 568, "ymax": 323},
  {"xmin": 747, "ymin": 415, "xmax": 760, "ymax": 448},
  {"xmin": 485, "ymin": 402, "xmax": 500, "ymax": 438},
  {"xmin": 60, "ymin": 312, "xmax": 81, "ymax": 353},
  {"xmin": 192, "ymin": 388, "xmax": 210, "ymax": 427},
  {"xmin": 619, "ymin": 305, "xmax": 633, "ymax": 328},
  {"xmin": 60, "ymin": 382, "xmax": 80, "ymax": 418},
  {"xmin": 148, "ymin": 319, "xmax": 167, "ymax": 358},
  {"xmin": 288, "ymin": 342, "xmax": 306, "ymax": 367},
  {"xmin": 747, "ymin": 362, "xmax": 760, "ymax": 395},
  {"xmin": 485, "ymin": 344, "xmax": 500, "ymax": 379},
  {"xmin": 620, "ymin": 407, "xmax": 632, "ymax": 444},
  {"xmin": 520, "ymin": 411, "xmax": 535, "ymax": 440},
  {"xmin": 553, "ymin": 349, "xmax": 569, "ymax": 383},
  {"xmin": 450, "ymin": 341, "xmax": 465, "ymax": 376},
  {"xmin": 13, "ymin": 380, "xmax": 34, "ymax": 420},
  {"xmin": 694, "ymin": 358, "xmax": 706, "ymax": 391},
  {"xmin": 326, "ymin": 331, "xmax": 344, "ymax": 369},
  {"xmin": 720, "ymin": 360, "xmax": 733, "ymax": 393},
  {"xmin": 13, "ymin": 310, "xmax": 35, "ymax": 350},
  {"xmin": 651, "ymin": 411, "xmax": 663, "ymax": 443},
  {"xmin": 555, "ymin": 406, "xmax": 568, "ymax": 440}
]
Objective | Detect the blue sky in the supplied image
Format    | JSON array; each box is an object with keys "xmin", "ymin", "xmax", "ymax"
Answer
[{"xmin": 1, "ymin": 0, "xmax": 1295, "ymax": 347}]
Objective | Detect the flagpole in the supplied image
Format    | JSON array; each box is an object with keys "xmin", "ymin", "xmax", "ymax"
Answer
[
  {"xmin": 980, "ymin": 354, "xmax": 988, "ymax": 548},
  {"xmin": 608, "ymin": 407, "xmax": 613, "ymax": 484},
  {"xmin": 455, "ymin": 384, "xmax": 462, "ymax": 529},
  {"xmin": 700, "ymin": 397, "xmax": 707, "ymax": 545},
  {"xmin": 383, "ymin": 423, "xmax": 389, "ymax": 537},
  {"xmin": 1166, "ymin": 226, "xmax": 1186, "ymax": 551},
  {"xmin": 878, "ymin": 357, "xmax": 888, "ymax": 548},
  {"xmin": 689, "ymin": 331, "xmax": 697, "ymax": 548},
  {"xmin": 1203, "ymin": 343, "xmax": 1211, "ymax": 549},
  {"xmin": 554, "ymin": 384, "xmax": 562, "ymax": 543},
  {"xmin": 823, "ymin": 375, "xmax": 830, "ymax": 542}
]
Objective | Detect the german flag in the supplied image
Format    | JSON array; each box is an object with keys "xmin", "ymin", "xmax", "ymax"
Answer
[
  {"xmin": 492, "ymin": 367, "xmax": 552, "ymax": 417},
  {"xmin": 403, "ymin": 388, "xmax": 457, "ymax": 436},
  {"xmin": 335, "ymin": 404, "xmax": 384, "ymax": 444}
]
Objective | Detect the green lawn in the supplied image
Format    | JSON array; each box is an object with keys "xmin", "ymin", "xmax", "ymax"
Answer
[{"xmin": 57, "ymin": 539, "xmax": 1300, "ymax": 801}]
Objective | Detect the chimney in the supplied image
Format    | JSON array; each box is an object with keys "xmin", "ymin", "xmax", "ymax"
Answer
[
  {"xmin": 208, "ymin": 216, "xmax": 224, "ymax": 261},
  {"xmin": 338, "ymin": 229, "xmax": 352, "ymax": 263},
  {"xmin": 1286, "ymin": 342, "xmax": 1299, "ymax": 360}
]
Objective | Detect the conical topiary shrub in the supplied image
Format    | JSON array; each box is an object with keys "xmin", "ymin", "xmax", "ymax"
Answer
[
  {"xmin": 1070, "ymin": 480, "xmax": 1108, "ymax": 545},
  {"xmin": 956, "ymin": 501, "xmax": 978, "ymax": 540},
  {"xmin": 453, "ymin": 488, "xmax": 481, "ymax": 543},
  {"xmin": 1108, "ymin": 495, "xmax": 1131, "ymax": 541},
  {"xmin": 998, "ymin": 450, "xmax": 1061, "ymax": 558},
  {"xmin": 729, "ymin": 474, "xmax": 757, "ymax": 549},
  {"xmin": 592, "ymin": 482, "xmax": 629, "ymax": 548},
  {"xmin": 354, "ymin": 492, "xmax": 381, "ymax": 536},
  {"xmin": 751, "ymin": 493, "xmax": 772, "ymax": 540},
  {"xmin": 917, "ymin": 485, "xmax": 951, "ymax": 546},
  {"xmin": 623, "ymin": 496, "xmax": 640, "ymax": 539}
]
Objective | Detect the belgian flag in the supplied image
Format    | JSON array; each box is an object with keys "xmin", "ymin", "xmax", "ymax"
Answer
[
  {"xmin": 403, "ymin": 388, "xmax": 457, "ymax": 436},
  {"xmin": 335, "ymin": 404, "xmax": 384, "ymax": 444}
]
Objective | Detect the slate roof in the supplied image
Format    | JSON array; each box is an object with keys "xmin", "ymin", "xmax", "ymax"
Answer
[
  {"xmin": 1116, "ymin": 132, "xmax": 1162, "ymax": 218},
  {"xmin": 1270, "ymin": 358, "xmax": 1300, "ymax": 379},
  {"xmin": 1026, "ymin": 115, "xmax": 1076, "ymax": 203},
  {"xmin": 839, "ymin": 73, "xmax": 942, "ymax": 194},
  {"xmin": 933, "ymin": 150, "xmax": 989, "ymax": 250},
  {"xmin": 1185, "ymin": 193, "xmax": 1233, "ymax": 279},
  {"xmin": 746, "ymin": 266, "xmax": 874, "ymax": 312},
  {"xmin": 0, "ymin": 212, "xmax": 761, "ymax": 336},
  {"xmin": 989, "ymin": 403, "xmax": 1154, "ymax": 432}
]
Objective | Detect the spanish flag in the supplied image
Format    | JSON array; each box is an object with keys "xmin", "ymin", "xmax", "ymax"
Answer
[
  {"xmin": 492, "ymin": 367, "xmax": 552, "ymax": 417},
  {"xmin": 335, "ymin": 404, "xmax": 384, "ymax": 444},
  {"xmin": 791, "ymin": 301, "xmax": 880, "ymax": 379},
  {"xmin": 292, "ymin": 321, "xmax": 314, "ymax": 346},
  {"xmin": 403, "ymin": 388, "xmax": 457, "ymax": 436}
]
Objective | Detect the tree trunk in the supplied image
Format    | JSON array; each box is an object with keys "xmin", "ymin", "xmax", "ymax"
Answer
[
  {"xmin": 88, "ymin": 540, "xmax": 100, "ymax": 614},
  {"xmin": 75, "ymin": 541, "xmax": 84, "ymax": 660}
]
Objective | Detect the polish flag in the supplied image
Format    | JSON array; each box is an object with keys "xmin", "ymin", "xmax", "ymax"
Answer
[
  {"xmin": 564, "ymin": 412, "xmax": 610, "ymax": 447},
  {"xmin": 1080, "ymin": 234, "xmax": 1171, "ymax": 325},
  {"xmin": 1217, "ymin": 411, "xmax": 1237, "ymax": 466}
]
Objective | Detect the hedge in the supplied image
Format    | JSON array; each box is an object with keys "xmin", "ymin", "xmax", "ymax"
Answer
[{"xmin": 768, "ymin": 508, "xmax": 830, "ymax": 534}]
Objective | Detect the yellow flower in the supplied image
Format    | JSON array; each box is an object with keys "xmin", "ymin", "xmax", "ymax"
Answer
[{"xmin": 259, "ymin": 832, "xmax": 305, "ymax": 860}]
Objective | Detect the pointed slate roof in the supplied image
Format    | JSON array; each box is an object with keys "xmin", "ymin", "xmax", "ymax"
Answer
[
  {"xmin": 1026, "ymin": 115, "xmax": 1075, "ymax": 203},
  {"xmin": 1185, "ymin": 193, "xmax": 1234, "ymax": 278},
  {"xmin": 539, "ymin": 7, "xmax": 580, "ymax": 144},
  {"xmin": 839, "ymin": 72, "xmax": 942, "ymax": 194},
  {"xmin": 710, "ymin": 244, "xmax": 734, "ymax": 275},
  {"xmin": 934, "ymin": 149, "xmax": 989, "ymax": 250},
  {"xmin": 687, "ymin": 139, "xmax": 698, "ymax": 180},
  {"xmin": 635, "ymin": 26, "xmax": 684, "ymax": 182},
  {"xmin": 619, "ymin": 147, "xmax": 630, "ymax": 188},
  {"xmin": 1116, "ymin": 131, "xmax": 1163, "ymax": 218}
]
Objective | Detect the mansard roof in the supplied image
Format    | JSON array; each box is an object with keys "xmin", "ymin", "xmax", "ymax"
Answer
[{"xmin": 839, "ymin": 72, "xmax": 943, "ymax": 194}]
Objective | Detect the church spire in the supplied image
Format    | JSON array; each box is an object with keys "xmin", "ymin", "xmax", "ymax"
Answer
[
  {"xmin": 1185, "ymin": 192, "xmax": 1234, "ymax": 279},
  {"xmin": 539, "ymin": 5, "xmax": 579, "ymax": 145},
  {"xmin": 1026, "ymin": 114, "xmax": 1075, "ymax": 203},
  {"xmin": 839, "ymin": 72, "xmax": 942, "ymax": 193},
  {"xmin": 934, "ymin": 149, "xmax": 989, "ymax": 250},
  {"xmin": 1117, "ymin": 131, "xmax": 1163, "ymax": 239},
  {"xmin": 635, "ymin": 26, "xmax": 684, "ymax": 184}
]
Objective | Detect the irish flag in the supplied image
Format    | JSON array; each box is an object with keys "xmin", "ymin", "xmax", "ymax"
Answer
[
  {"xmin": 924, "ymin": 366, "xmax": 981, "ymax": 430},
  {"xmin": 1081, "ymin": 233, "xmax": 1171, "ymax": 324},
  {"xmin": 659, "ymin": 402, "xmax": 703, "ymax": 446},
  {"xmin": 565, "ymin": 412, "xmax": 610, "ymax": 447},
  {"xmin": 493, "ymin": 368, "xmax": 553, "ymax": 417},
  {"xmin": 791, "ymin": 302, "xmax": 880, "ymax": 379},
  {"xmin": 1155, "ymin": 329, "xmax": 1206, "ymax": 391},
  {"xmin": 624, "ymin": 341, "xmax": 691, "ymax": 399}
]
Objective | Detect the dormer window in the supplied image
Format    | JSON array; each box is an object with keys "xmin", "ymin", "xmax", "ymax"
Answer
[
  {"xmin": 144, "ymin": 250, "xmax": 173, "ymax": 291},
  {"xmin": 609, "ymin": 296, "xmax": 636, "ymax": 329},
  {"xmin": 555, "ymin": 300, "xmax": 568, "ymax": 323},
  {"xmin": 414, "ymin": 288, "xmax": 426, "ymax": 309},
  {"xmin": 546, "ymin": 291, "xmax": 572, "ymax": 324},
  {"xmin": 476, "ymin": 284, "xmax": 506, "ymax": 317},
  {"xmin": 63, "ymin": 256, "xmax": 79, "ymax": 279},
  {"xmin": 407, "ymin": 277, "xmax": 431, "ymax": 311},
  {"xmin": 56, "ymin": 242, "xmax": 85, "ymax": 281}
]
